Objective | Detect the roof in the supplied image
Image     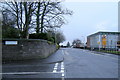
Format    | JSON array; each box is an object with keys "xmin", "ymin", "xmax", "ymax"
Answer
[{"xmin": 87, "ymin": 31, "xmax": 120, "ymax": 37}]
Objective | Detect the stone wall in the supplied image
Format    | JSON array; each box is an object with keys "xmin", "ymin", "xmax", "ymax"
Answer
[{"xmin": 2, "ymin": 39, "xmax": 57, "ymax": 61}]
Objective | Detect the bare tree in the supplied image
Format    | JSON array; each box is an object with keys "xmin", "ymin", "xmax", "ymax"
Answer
[
  {"xmin": 22, "ymin": 2, "xmax": 35, "ymax": 38},
  {"xmin": 66, "ymin": 42, "xmax": 70, "ymax": 47},
  {"xmin": 1, "ymin": 2, "xmax": 36, "ymax": 38},
  {"xmin": 2, "ymin": 9, "xmax": 19, "ymax": 38},
  {"xmin": 35, "ymin": 0, "xmax": 73, "ymax": 33},
  {"xmin": 1, "ymin": 1, "xmax": 73, "ymax": 39},
  {"xmin": 46, "ymin": 29, "xmax": 65, "ymax": 44},
  {"xmin": 36, "ymin": 2, "xmax": 41, "ymax": 33},
  {"xmin": 55, "ymin": 31, "xmax": 65, "ymax": 45},
  {"xmin": 72, "ymin": 39, "xmax": 82, "ymax": 48}
]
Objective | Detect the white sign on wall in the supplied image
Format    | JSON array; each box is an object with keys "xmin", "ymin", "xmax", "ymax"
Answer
[{"xmin": 5, "ymin": 41, "xmax": 18, "ymax": 45}]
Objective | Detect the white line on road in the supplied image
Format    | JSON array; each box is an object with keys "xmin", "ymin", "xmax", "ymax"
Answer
[
  {"xmin": 62, "ymin": 73, "xmax": 64, "ymax": 77},
  {"xmin": 61, "ymin": 50, "xmax": 65, "ymax": 80},
  {"xmin": 61, "ymin": 66, "xmax": 64, "ymax": 68},
  {"xmin": 61, "ymin": 62, "xmax": 65, "ymax": 80},
  {"xmin": 53, "ymin": 63, "xmax": 59, "ymax": 72},
  {"xmin": 53, "ymin": 70, "xmax": 57, "ymax": 72},
  {"xmin": 91, "ymin": 52, "xmax": 118, "ymax": 60},
  {"xmin": 1, "ymin": 72, "xmax": 62, "ymax": 75},
  {"xmin": 64, "ymin": 51, "xmax": 69, "ymax": 55},
  {"xmin": 62, "ymin": 50, "xmax": 64, "ymax": 55},
  {"xmin": 61, "ymin": 62, "xmax": 64, "ymax": 72},
  {"xmin": 61, "ymin": 62, "xmax": 64, "ymax": 65},
  {"xmin": 54, "ymin": 68, "xmax": 58, "ymax": 70},
  {"xmin": 55, "ymin": 63, "xmax": 59, "ymax": 66},
  {"xmin": 61, "ymin": 68, "xmax": 64, "ymax": 70},
  {"xmin": 61, "ymin": 70, "xmax": 64, "ymax": 73}
]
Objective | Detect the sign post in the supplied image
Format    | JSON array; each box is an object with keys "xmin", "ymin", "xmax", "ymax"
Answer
[{"xmin": 98, "ymin": 42, "xmax": 100, "ymax": 51}]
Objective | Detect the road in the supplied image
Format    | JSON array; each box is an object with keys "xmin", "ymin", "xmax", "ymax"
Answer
[{"xmin": 2, "ymin": 48, "xmax": 119, "ymax": 80}]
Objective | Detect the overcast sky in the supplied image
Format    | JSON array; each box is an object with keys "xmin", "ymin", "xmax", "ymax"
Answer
[{"xmin": 60, "ymin": 0, "xmax": 118, "ymax": 46}]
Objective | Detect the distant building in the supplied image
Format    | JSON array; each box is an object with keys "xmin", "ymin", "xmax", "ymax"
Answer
[
  {"xmin": 87, "ymin": 31, "xmax": 120, "ymax": 49},
  {"xmin": 73, "ymin": 43, "xmax": 84, "ymax": 48}
]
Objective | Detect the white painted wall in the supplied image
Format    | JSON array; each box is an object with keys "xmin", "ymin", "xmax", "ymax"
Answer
[{"xmin": 89, "ymin": 33, "xmax": 119, "ymax": 49}]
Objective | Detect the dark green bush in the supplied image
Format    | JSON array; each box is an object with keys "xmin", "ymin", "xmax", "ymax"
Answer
[
  {"xmin": 117, "ymin": 41, "xmax": 120, "ymax": 44},
  {"xmin": 48, "ymin": 37, "xmax": 54, "ymax": 43},
  {"xmin": 29, "ymin": 33, "xmax": 56, "ymax": 43},
  {"xmin": 29, "ymin": 33, "xmax": 49, "ymax": 40},
  {"xmin": 2, "ymin": 27, "xmax": 20, "ymax": 38}
]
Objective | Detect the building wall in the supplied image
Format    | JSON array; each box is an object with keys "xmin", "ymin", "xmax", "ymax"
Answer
[
  {"xmin": 87, "ymin": 32, "xmax": 120, "ymax": 49},
  {"xmin": 118, "ymin": 2, "xmax": 120, "ymax": 42},
  {"xmin": 106, "ymin": 34, "xmax": 118, "ymax": 48},
  {"xmin": 87, "ymin": 37, "xmax": 90, "ymax": 48},
  {"xmin": 118, "ymin": 33, "xmax": 120, "ymax": 42},
  {"xmin": 89, "ymin": 34, "xmax": 100, "ymax": 48},
  {"xmin": 2, "ymin": 39, "xmax": 57, "ymax": 61}
]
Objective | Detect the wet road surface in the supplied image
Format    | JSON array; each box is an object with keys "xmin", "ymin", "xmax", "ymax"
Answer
[{"xmin": 2, "ymin": 48, "xmax": 119, "ymax": 80}]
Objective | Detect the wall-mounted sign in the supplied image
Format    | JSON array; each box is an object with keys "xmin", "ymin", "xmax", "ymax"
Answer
[
  {"xmin": 5, "ymin": 41, "xmax": 18, "ymax": 45},
  {"xmin": 97, "ymin": 42, "xmax": 100, "ymax": 44},
  {"xmin": 102, "ymin": 35, "xmax": 106, "ymax": 48}
]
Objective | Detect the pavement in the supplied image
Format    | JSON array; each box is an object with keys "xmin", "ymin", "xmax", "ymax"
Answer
[
  {"xmin": 2, "ymin": 48, "xmax": 119, "ymax": 80},
  {"xmin": 2, "ymin": 49, "xmax": 64, "ymax": 79}
]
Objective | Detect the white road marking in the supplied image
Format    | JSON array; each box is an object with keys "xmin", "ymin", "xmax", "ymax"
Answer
[
  {"xmin": 62, "ymin": 73, "xmax": 64, "ymax": 77},
  {"xmin": 60, "ymin": 62, "xmax": 65, "ymax": 79},
  {"xmin": 61, "ymin": 50, "xmax": 65, "ymax": 79},
  {"xmin": 61, "ymin": 65, "xmax": 64, "ymax": 68},
  {"xmin": 53, "ymin": 63, "xmax": 59, "ymax": 72},
  {"xmin": 61, "ymin": 70, "xmax": 64, "ymax": 73},
  {"xmin": 61, "ymin": 62, "xmax": 64, "ymax": 65},
  {"xmin": 65, "ymin": 51, "xmax": 69, "ymax": 55},
  {"xmin": 63, "ymin": 49, "xmax": 69, "ymax": 55},
  {"xmin": 54, "ymin": 68, "xmax": 57, "ymax": 70},
  {"xmin": 91, "ymin": 52, "xmax": 118, "ymax": 60},
  {"xmin": 1, "ymin": 72, "xmax": 62, "ymax": 75},
  {"xmin": 61, "ymin": 68, "xmax": 64, "ymax": 70},
  {"xmin": 62, "ymin": 50, "xmax": 65, "ymax": 55},
  {"xmin": 61, "ymin": 63, "xmax": 64, "ymax": 69},
  {"xmin": 53, "ymin": 70, "xmax": 57, "ymax": 72},
  {"xmin": 55, "ymin": 63, "xmax": 59, "ymax": 66}
]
